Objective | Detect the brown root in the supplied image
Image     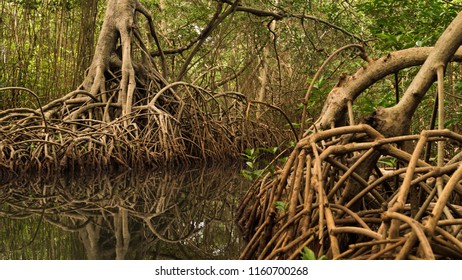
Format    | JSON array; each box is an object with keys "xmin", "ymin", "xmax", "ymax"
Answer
[
  {"xmin": 0, "ymin": 0, "xmax": 292, "ymax": 174},
  {"xmin": 0, "ymin": 82, "xmax": 290, "ymax": 174},
  {"xmin": 237, "ymin": 124, "xmax": 462, "ymax": 259}
]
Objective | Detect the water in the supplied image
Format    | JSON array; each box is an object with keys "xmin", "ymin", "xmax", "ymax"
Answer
[{"xmin": 0, "ymin": 167, "xmax": 250, "ymax": 260}]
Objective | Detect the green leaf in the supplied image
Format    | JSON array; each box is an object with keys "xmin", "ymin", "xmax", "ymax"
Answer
[
  {"xmin": 260, "ymin": 146, "xmax": 278, "ymax": 154},
  {"xmin": 278, "ymin": 156, "xmax": 289, "ymax": 164},
  {"xmin": 378, "ymin": 157, "xmax": 397, "ymax": 168},
  {"xmin": 301, "ymin": 247, "xmax": 316, "ymax": 260},
  {"xmin": 241, "ymin": 169, "xmax": 253, "ymax": 181},
  {"xmin": 274, "ymin": 201, "xmax": 288, "ymax": 212},
  {"xmin": 253, "ymin": 169, "xmax": 264, "ymax": 178}
]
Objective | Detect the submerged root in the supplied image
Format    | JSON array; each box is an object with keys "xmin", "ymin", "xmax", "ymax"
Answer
[{"xmin": 237, "ymin": 124, "xmax": 462, "ymax": 259}]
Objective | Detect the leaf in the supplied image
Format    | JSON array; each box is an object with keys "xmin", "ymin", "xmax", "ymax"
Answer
[
  {"xmin": 378, "ymin": 157, "xmax": 397, "ymax": 168},
  {"xmin": 289, "ymin": 122, "xmax": 301, "ymax": 129},
  {"xmin": 274, "ymin": 201, "xmax": 288, "ymax": 212},
  {"xmin": 241, "ymin": 169, "xmax": 253, "ymax": 181},
  {"xmin": 301, "ymin": 247, "xmax": 316, "ymax": 260},
  {"xmin": 260, "ymin": 146, "xmax": 278, "ymax": 154},
  {"xmin": 253, "ymin": 169, "xmax": 264, "ymax": 177}
]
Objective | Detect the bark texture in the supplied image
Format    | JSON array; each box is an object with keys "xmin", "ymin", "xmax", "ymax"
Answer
[
  {"xmin": 317, "ymin": 47, "xmax": 462, "ymax": 136},
  {"xmin": 82, "ymin": 0, "xmax": 139, "ymax": 119}
]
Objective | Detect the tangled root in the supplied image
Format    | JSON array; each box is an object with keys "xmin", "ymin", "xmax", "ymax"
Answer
[
  {"xmin": 0, "ymin": 84, "xmax": 286, "ymax": 175},
  {"xmin": 237, "ymin": 124, "xmax": 462, "ymax": 260}
]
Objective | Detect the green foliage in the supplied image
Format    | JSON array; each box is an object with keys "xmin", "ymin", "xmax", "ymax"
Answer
[
  {"xmin": 378, "ymin": 156, "xmax": 398, "ymax": 168},
  {"xmin": 240, "ymin": 146, "xmax": 278, "ymax": 181},
  {"xmin": 353, "ymin": 83, "xmax": 396, "ymax": 117},
  {"xmin": 274, "ymin": 201, "xmax": 289, "ymax": 212},
  {"xmin": 307, "ymin": 75, "xmax": 327, "ymax": 91},
  {"xmin": 300, "ymin": 247, "xmax": 327, "ymax": 260},
  {"xmin": 241, "ymin": 169, "xmax": 264, "ymax": 181},
  {"xmin": 356, "ymin": 0, "xmax": 459, "ymax": 51},
  {"xmin": 241, "ymin": 148, "xmax": 258, "ymax": 165},
  {"xmin": 15, "ymin": 0, "xmax": 41, "ymax": 10},
  {"xmin": 0, "ymin": 0, "xmax": 101, "ymax": 107}
]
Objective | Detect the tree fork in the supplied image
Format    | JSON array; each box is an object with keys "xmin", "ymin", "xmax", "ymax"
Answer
[{"xmin": 80, "ymin": 0, "xmax": 165, "ymax": 124}]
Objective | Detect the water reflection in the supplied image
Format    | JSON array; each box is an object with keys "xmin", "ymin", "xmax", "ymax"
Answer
[{"xmin": 0, "ymin": 167, "xmax": 249, "ymax": 259}]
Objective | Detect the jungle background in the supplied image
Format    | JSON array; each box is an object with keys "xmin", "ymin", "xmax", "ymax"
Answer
[
  {"xmin": 1, "ymin": 0, "xmax": 462, "ymax": 260},
  {"xmin": 2, "ymin": 0, "xmax": 460, "ymax": 142}
]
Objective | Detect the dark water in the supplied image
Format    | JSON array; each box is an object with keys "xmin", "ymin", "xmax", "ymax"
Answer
[{"xmin": 0, "ymin": 167, "xmax": 250, "ymax": 260}]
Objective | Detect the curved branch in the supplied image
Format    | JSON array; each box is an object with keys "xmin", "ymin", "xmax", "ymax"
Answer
[
  {"xmin": 0, "ymin": 87, "xmax": 48, "ymax": 131},
  {"xmin": 300, "ymin": 44, "xmax": 369, "ymax": 135},
  {"xmin": 218, "ymin": 0, "xmax": 285, "ymax": 19},
  {"xmin": 316, "ymin": 46, "xmax": 462, "ymax": 131},
  {"xmin": 294, "ymin": 13, "xmax": 364, "ymax": 42},
  {"xmin": 175, "ymin": 1, "xmax": 239, "ymax": 81},
  {"xmin": 220, "ymin": 0, "xmax": 364, "ymax": 41},
  {"xmin": 135, "ymin": 2, "xmax": 168, "ymax": 78}
]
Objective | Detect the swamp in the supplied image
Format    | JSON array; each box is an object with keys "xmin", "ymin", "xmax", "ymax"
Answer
[
  {"xmin": 1, "ymin": 0, "xmax": 462, "ymax": 260},
  {"xmin": 1, "ymin": 167, "xmax": 248, "ymax": 259}
]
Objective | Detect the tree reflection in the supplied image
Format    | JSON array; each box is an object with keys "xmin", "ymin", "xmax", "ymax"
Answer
[{"xmin": 0, "ymin": 167, "xmax": 248, "ymax": 259}]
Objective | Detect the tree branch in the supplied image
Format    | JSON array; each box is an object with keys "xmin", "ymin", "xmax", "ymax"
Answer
[
  {"xmin": 175, "ymin": 1, "xmax": 240, "ymax": 81},
  {"xmin": 316, "ymin": 46, "xmax": 462, "ymax": 132},
  {"xmin": 293, "ymin": 13, "xmax": 364, "ymax": 42},
  {"xmin": 218, "ymin": 0, "xmax": 285, "ymax": 19},
  {"xmin": 152, "ymin": 1, "xmax": 362, "ymax": 59},
  {"xmin": 135, "ymin": 1, "xmax": 168, "ymax": 78}
]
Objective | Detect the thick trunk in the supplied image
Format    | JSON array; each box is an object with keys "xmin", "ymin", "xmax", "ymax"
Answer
[
  {"xmin": 319, "ymin": 12, "xmax": 462, "ymax": 137},
  {"xmin": 317, "ymin": 47, "xmax": 462, "ymax": 135},
  {"xmin": 74, "ymin": 0, "xmax": 98, "ymax": 89},
  {"xmin": 81, "ymin": 0, "xmax": 138, "ymax": 120}
]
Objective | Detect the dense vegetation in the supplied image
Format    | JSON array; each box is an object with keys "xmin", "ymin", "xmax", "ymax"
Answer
[
  {"xmin": 1, "ymin": 0, "xmax": 462, "ymax": 260},
  {"xmin": 2, "ymin": 1, "xmax": 461, "ymax": 133}
]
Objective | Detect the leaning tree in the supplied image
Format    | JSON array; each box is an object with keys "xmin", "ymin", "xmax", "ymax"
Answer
[{"xmin": 238, "ymin": 11, "xmax": 462, "ymax": 259}]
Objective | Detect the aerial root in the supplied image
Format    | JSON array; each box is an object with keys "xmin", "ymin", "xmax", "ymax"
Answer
[
  {"xmin": 0, "ymin": 82, "xmax": 288, "ymax": 174},
  {"xmin": 238, "ymin": 124, "xmax": 462, "ymax": 259}
]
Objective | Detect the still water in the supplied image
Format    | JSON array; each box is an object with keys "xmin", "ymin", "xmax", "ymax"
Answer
[{"xmin": 0, "ymin": 167, "xmax": 250, "ymax": 260}]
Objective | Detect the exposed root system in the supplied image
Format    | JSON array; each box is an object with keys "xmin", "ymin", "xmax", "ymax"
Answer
[
  {"xmin": 237, "ymin": 124, "xmax": 462, "ymax": 259},
  {"xmin": 0, "ymin": 0, "xmax": 292, "ymax": 175},
  {"xmin": 0, "ymin": 85, "xmax": 285, "ymax": 175}
]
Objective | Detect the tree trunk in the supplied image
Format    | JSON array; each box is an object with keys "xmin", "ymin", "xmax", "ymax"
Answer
[
  {"xmin": 371, "ymin": 12, "xmax": 462, "ymax": 137},
  {"xmin": 81, "ymin": 0, "xmax": 138, "ymax": 119},
  {"xmin": 73, "ymin": 0, "xmax": 98, "ymax": 89}
]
